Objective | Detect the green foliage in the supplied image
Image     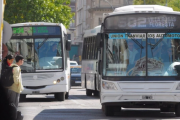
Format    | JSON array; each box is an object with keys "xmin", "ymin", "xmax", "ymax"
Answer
[
  {"xmin": 4, "ymin": 0, "xmax": 74, "ymax": 28},
  {"xmin": 133, "ymin": 0, "xmax": 166, "ymax": 5},
  {"xmin": 168, "ymin": 0, "xmax": 180, "ymax": 11},
  {"xmin": 133, "ymin": 0, "xmax": 180, "ymax": 11}
]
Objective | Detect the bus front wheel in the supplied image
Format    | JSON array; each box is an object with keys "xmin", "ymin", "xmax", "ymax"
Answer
[
  {"xmin": 54, "ymin": 92, "xmax": 65, "ymax": 101},
  {"xmin": 104, "ymin": 105, "xmax": 115, "ymax": 116},
  {"xmin": 65, "ymin": 92, "xmax": 69, "ymax": 99},
  {"xmin": 175, "ymin": 103, "xmax": 180, "ymax": 117}
]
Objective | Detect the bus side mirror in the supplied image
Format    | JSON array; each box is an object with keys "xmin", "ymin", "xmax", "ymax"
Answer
[
  {"xmin": 96, "ymin": 33, "xmax": 102, "ymax": 49},
  {"xmin": 66, "ymin": 40, "xmax": 71, "ymax": 51}
]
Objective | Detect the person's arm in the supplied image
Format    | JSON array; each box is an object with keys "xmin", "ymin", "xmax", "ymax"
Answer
[{"xmin": 13, "ymin": 67, "xmax": 20, "ymax": 86}]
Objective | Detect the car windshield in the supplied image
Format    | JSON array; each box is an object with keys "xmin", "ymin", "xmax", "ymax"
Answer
[
  {"xmin": 70, "ymin": 63, "xmax": 77, "ymax": 65},
  {"xmin": 103, "ymin": 33, "xmax": 180, "ymax": 77},
  {"xmin": 71, "ymin": 68, "xmax": 81, "ymax": 73},
  {"xmin": 6, "ymin": 37, "xmax": 63, "ymax": 72}
]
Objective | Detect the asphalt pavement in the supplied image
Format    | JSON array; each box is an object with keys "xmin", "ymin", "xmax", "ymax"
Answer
[{"xmin": 18, "ymin": 86, "xmax": 180, "ymax": 120}]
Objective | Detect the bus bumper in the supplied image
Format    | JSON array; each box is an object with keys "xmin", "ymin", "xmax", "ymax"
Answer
[
  {"xmin": 21, "ymin": 84, "xmax": 68, "ymax": 94},
  {"xmin": 101, "ymin": 92, "xmax": 180, "ymax": 104}
]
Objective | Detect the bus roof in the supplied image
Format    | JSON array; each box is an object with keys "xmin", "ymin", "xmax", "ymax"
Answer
[
  {"xmin": 84, "ymin": 25, "xmax": 101, "ymax": 38},
  {"xmin": 10, "ymin": 22, "xmax": 67, "ymax": 34},
  {"xmin": 113, "ymin": 5, "xmax": 173, "ymax": 13},
  {"xmin": 11, "ymin": 22, "xmax": 63, "ymax": 27}
]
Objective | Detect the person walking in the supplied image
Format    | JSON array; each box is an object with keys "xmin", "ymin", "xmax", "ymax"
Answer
[
  {"xmin": 1, "ymin": 54, "xmax": 15, "ymax": 78},
  {"xmin": 7, "ymin": 55, "xmax": 24, "ymax": 120},
  {"xmin": 1, "ymin": 54, "xmax": 14, "ymax": 91}
]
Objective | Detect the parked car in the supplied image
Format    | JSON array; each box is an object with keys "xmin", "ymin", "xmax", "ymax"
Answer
[
  {"xmin": 70, "ymin": 61, "xmax": 78, "ymax": 66},
  {"xmin": 70, "ymin": 65, "xmax": 81, "ymax": 86}
]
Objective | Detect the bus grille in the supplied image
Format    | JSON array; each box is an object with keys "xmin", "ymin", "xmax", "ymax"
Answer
[
  {"xmin": 24, "ymin": 86, "xmax": 46, "ymax": 89},
  {"xmin": 22, "ymin": 74, "xmax": 54, "ymax": 80}
]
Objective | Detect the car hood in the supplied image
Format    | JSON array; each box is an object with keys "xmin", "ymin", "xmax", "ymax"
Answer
[{"xmin": 71, "ymin": 73, "xmax": 81, "ymax": 77}]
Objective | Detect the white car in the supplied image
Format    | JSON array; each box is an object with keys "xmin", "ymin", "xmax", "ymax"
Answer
[{"xmin": 70, "ymin": 61, "xmax": 78, "ymax": 66}]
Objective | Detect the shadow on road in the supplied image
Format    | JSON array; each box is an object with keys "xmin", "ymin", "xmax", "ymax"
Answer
[
  {"xmin": 69, "ymin": 95, "xmax": 99, "ymax": 99},
  {"xmin": 19, "ymin": 94, "xmax": 99, "ymax": 102},
  {"xmin": 32, "ymin": 108, "xmax": 180, "ymax": 120},
  {"xmin": 19, "ymin": 97, "xmax": 58, "ymax": 102}
]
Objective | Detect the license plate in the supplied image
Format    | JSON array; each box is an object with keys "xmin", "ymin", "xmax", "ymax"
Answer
[
  {"xmin": 75, "ymin": 81, "xmax": 81, "ymax": 83},
  {"xmin": 32, "ymin": 91, "xmax": 40, "ymax": 94},
  {"xmin": 142, "ymin": 95, "xmax": 153, "ymax": 100}
]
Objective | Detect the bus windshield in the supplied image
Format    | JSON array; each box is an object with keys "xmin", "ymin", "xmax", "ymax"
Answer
[
  {"xmin": 6, "ymin": 37, "xmax": 63, "ymax": 72},
  {"xmin": 103, "ymin": 33, "xmax": 180, "ymax": 77}
]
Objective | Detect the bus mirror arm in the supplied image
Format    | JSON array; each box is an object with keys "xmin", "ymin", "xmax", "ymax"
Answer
[
  {"xmin": 96, "ymin": 33, "xmax": 102, "ymax": 49},
  {"xmin": 66, "ymin": 40, "xmax": 71, "ymax": 51},
  {"xmin": 98, "ymin": 60, "xmax": 102, "ymax": 74}
]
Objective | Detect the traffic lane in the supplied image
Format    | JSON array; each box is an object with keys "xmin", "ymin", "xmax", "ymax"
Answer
[
  {"xmin": 27, "ymin": 108, "xmax": 180, "ymax": 120},
  {"xmin": 18, "ymin": 87, "xmax": 180, "ymax": 120}
]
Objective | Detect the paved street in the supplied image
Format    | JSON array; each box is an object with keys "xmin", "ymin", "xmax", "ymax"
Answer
[{"xmin": 19, "ymin": 86, "xmax": 180, "ymax": 120}]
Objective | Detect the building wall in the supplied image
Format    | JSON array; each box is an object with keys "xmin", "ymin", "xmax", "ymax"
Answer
[
  {"xmin": 68, "ymin": 0, "xmax": 76, "ymax": 44},
  {"xmin": 75, "ymin": 0, "xmax": 133, "ymax": 64}
]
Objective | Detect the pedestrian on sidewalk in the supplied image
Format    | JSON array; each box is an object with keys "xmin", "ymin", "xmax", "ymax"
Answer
[
  {"xmin": 1, "ymin": 54, "xmax": 15, "ymax": 90},
  {"xmin": 7, "ymin": 55, "xmax": 24, "ymax": 120}
]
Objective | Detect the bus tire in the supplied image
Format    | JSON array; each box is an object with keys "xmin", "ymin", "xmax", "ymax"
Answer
[
  {"xmin": 94, "ymin": 91, "xmax": 99, "ymax": 97},
  {"xmin": 65, "ymin": 92, "xmax": 69, "ymax": 99},
  {"xmin": 55, "ymin": 92, "xmax": 65, "ymax": 101},
  {"xmin": 86, "ymin": 89, "xmax": 92, "ymax": 96},
  {"xmin": 160, "ymin": 107, "xmax": 169, "ymax": 112},
  {"xmin": 175, "ymin": 103, "xmax": 180, "ymax": 117},
  {"xmin": 104, "ymin": 105, "xmax": 114, "ymax": 116},
  {"xmin": 19, "ymin": 94, "xmax": 26, "ymax": 102}
]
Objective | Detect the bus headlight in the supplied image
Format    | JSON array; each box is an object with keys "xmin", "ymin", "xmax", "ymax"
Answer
[
  {"xmin": 176, "ymin": 83, "xmax": 180, "ymax": 90},
  {"xmin": 102, "ymin": 81, "xmax": 117, "ymax": 90},
  {"xmin": 53, "ymin": 81, "xmax": 57, "ymax": 84}
]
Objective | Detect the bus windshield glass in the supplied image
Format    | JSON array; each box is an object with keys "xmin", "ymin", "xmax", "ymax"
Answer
[
  {"xmin": 5, "ymin": 26, "xmax": 63, "ymax": 72},
  {"xmin": 103, "ymin": 33, "xmax": 180, "ymax": 77}
]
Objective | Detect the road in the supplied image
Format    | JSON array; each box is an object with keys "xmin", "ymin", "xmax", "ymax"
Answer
[{"xmin": 19, "ymin": 86, "xmax": 180, "ymax": 120}]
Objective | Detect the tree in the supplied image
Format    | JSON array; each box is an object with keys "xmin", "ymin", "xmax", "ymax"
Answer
[
  {"xmin": 133, "ymin": 0, "xmax": 180, "ymax": 11},
  {"xmin": 4, "ymin": 0, "xmax": 74, "ymax": 28},
  {"xmin": 168, "ymin": 0, "xmax": 180, "ymax": 11},
  {"xmin": 133, "ymin": 0, "xmax": 166, "ymax": 5}
]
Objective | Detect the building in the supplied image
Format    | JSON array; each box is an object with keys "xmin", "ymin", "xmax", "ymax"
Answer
[
  {"xmin": 68, "ymin": 0, "xmax": 80, "ymax": 61},
  {"xmin": 68, "ymin": 0, "xmax": 76, "ymax": 41},
  {"xmin": 75, "ymin": 0, "xmax": 133, "ymax": 64}
]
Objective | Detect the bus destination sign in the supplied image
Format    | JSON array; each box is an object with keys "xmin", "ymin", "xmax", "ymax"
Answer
[
  {"xmin": 105, "ymin": 14, "xmax": 180, "ymax": 30},
  {"xmin": 12, "ymin": 26, "xmax": 61, "ymax": 36}
]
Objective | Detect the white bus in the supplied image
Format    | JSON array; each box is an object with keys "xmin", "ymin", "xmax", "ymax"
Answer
[
  {"xmin": 0, "ymin": 0, "xmax": 5, "ymax": 66},
  {"xmin": 81, "ymin": 26, "xmax": 101, "ymax": 96},
  {"xmin": 5, "ymin": 22, "xmax": 71, "ymax": 101},
  {"xmin": 96, "ymin": 5, "xmax": 180, "ymax": 116}
]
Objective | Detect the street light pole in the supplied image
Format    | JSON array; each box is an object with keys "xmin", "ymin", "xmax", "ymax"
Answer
[
  {"xmin": 104, "ymin": 0, "xmax": 114, "ymax": 11},
  {"xmin": 166, "ymin": 0, "xmax": 168, "ymax": 6}
]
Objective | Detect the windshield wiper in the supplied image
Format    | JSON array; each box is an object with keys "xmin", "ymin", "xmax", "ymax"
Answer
[
  {"xmin": 126, "ymin": 33, "xmax": 144, "ymax": 49},
  {"xmin": 151, "ymin": 31, "xmax": 171, "ymax": 49},
  {"xmin": 37, "ymin": 36, "xmax": 49, "ymax": 49},
  {"xmin": 131, "ymin": 38, "xmax": 144, "ymax": 49}
]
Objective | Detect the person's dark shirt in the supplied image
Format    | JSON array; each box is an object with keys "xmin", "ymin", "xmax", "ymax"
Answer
[
  {"xmin": 1, "ymin": 59, "xmax": 11, "ymax": 82},
  {"xmin": 0, "ymin": 83, "xmax": 12, "ymax": 120}
]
